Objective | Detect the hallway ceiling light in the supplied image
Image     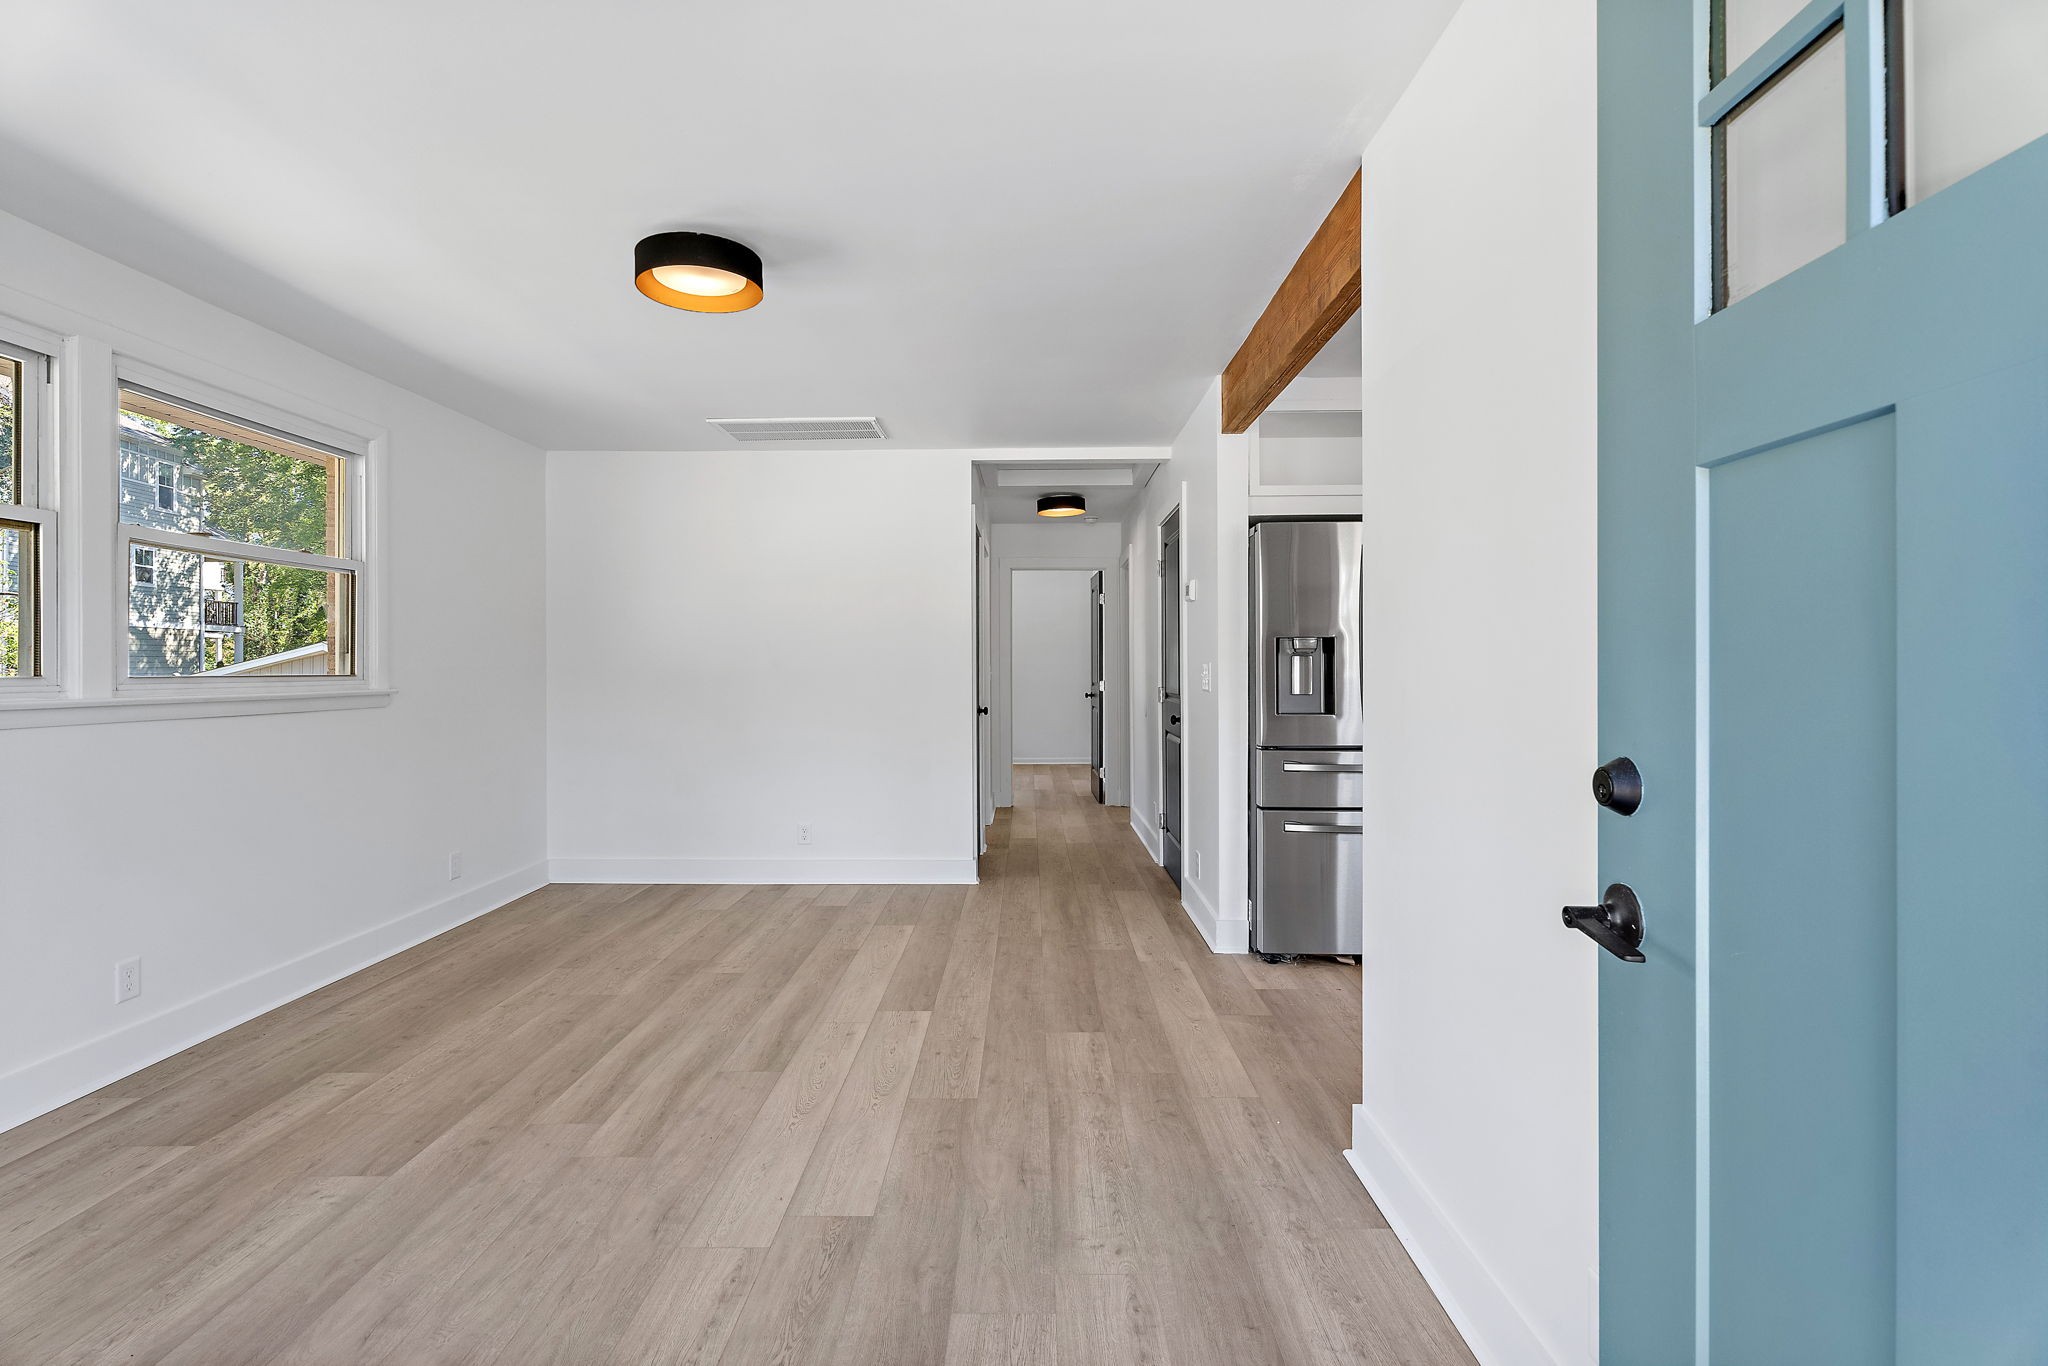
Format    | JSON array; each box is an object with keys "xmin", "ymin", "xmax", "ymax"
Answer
[
  {"xmin": 633, "ymin": 232, "xmax": 763, "ymax": 312},
  {"xmin": 1037, "ymin": 492, "xmax": 1086, "ymax": 517}
]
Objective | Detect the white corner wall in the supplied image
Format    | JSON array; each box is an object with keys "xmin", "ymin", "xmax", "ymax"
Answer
[
  {"xmin": 0, "ymin": 210, "xmax": 549, "ymax": 1133},
  {"xmin": 1122, "ymin": 380, "xmax": 1252, "ymax": 952},
  {"xmin": 1346, "ymin": 1, "xmax": 1599, "ymax": 1363},
  {"xmin": 545, "ymin": 448, "xmax": 978, "ymax": 884}
]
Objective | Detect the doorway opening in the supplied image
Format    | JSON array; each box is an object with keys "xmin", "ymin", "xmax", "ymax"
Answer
[
  {"xmin": 1157, "ymin": 507, "xmax": 1183, "ymax": 888},
  {"xmin": 969, "ymin": 459, "xmax": 1152, "ymax": 856},
  {"xmin": 1009, "ymin": 568, "xmax": 1098, "ymax": 770}
]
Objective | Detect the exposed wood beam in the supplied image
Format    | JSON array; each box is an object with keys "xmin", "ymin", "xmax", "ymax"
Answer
[{"xmin": 1219, "ymin": 169, "xmax": 1362, "ymax": 434}]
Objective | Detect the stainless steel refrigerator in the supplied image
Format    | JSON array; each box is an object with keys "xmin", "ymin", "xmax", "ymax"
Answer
[{"xmin": 1249, "ymin": 520, "xmax": 1363, "ymax": 957}]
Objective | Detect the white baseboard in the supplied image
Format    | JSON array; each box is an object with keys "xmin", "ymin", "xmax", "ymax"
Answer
[
  {"xmin": 1345, "ymin": 1105, "xmax": 1559, "ymax": 1366},
  {"xmin": 548, "ymin": 856, "xmax": 978, "ymax": 885},
  {"xmin": 0, "ymin": 861, "xmax": 549, "ymax": 1135},
  {"xmin": 1130, "ymin": 809, "xmax": 1162, "ymax": 862},
  {"xmin": 1012, "ymin": 756, "xmax": 1091, "ymax": 766},
  {"xmin": 1180, "ymin": 879, "xmax": 1250, "ymax": 954}
]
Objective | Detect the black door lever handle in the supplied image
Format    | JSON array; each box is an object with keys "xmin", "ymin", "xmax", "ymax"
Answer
[{"xmin": 1563, "ymin": 884, "xmax": 1646, "ymax": 963}]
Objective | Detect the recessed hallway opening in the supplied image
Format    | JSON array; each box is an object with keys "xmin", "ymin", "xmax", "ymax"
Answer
[{"xmin": 0, "ymin": 764, "xmax": 1465, "ymax": 1365}]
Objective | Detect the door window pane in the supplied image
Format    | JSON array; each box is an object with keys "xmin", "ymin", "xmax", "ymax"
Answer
[
  {"xmin": 1, "ymin": 521, "xmax": 36, "ymax": 677},
  {"xmin": 129, "ymin": 548, "xmax": 354, "ymax": 677},
  {"xmin": 119, "ymin": 389, "xmax": 347, "ymax": 557},
  {"xmin": 1906, "ymin": 0, "xmax": 2048, "ymax": 203},
  {"xmin": 1724, "ymin": 28, "xmax": 1848, "ymax": 305},
  {"xmin": 1722, "ymin": 0, "xmax": 1814, "ymax": 74}
]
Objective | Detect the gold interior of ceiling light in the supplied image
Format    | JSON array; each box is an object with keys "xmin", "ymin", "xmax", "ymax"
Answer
[{"xmin": 634, "ymin": 232, "xmax": 763, "ymax": 313}]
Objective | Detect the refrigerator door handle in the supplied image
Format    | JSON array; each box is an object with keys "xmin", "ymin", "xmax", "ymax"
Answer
[
  {"xmin": 1281, "ymin": 822, "xmax": 1365, "ymax": 835},
  {"xmin": 1280, "ymin": 761, "xmax": 1364, "ymax": 774}
]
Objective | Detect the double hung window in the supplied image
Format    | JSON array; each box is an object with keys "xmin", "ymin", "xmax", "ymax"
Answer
[
  {"xmin": 118, "ymin": 385, "xmax": 361, "ymax": 679},
  {"xmin": 0, "ymin": 338, "xmax": 52, "ymax": 681}
]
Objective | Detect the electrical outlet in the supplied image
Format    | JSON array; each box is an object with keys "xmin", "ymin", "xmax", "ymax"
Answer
[
  {"xmin": 115, "ymin": 957, "xmax": 141, "ymax": 1005},
  {"xmin": 1192, "ymin": 850, "xmax": 1202, "ymax": 880},
  {"xmin": 797, "ymin": 823, "xmax": 813, "ymax": 846},
  {"xmin": 448, "ymin": 851, "xmax": 463, "ymax": 880}
]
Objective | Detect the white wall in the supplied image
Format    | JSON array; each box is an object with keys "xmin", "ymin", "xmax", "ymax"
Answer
[
  {"xmin": 1347, "ymin": 1, "xmax": 1599, "ymax": 1363},
  {"xmin": 986, "ymin": 519, "xmax": 1125, "ymax": 561},
  {"xmin": 0, "ymin": 209, "xmax": 548, "ymax": 1133},
  {"xmin": 1008, "ymin": 569, "xmax": 1095, "ymax": 763},
  {"xmin": 1122, "ymin": 381, "xmax": 1252, "ymax": 951},
  {"xmin": 546, "ymin": 449, "xmax": 978, "ymax": 884}
]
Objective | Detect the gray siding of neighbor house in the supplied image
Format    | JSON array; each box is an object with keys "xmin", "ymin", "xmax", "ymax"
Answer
[{"xmin": 121, "ymin": 427, "xmax": 209, "ymax": 677}]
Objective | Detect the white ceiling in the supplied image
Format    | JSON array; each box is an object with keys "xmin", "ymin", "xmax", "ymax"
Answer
[{"xmin": 0, "ymin": 2, "xmax": 1455, "ymax": 452}]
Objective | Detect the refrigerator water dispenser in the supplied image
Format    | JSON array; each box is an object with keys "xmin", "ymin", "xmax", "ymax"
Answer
[{"xmin": 1274, "ymin": 636, "xmax": 1334, "ymax": 716}]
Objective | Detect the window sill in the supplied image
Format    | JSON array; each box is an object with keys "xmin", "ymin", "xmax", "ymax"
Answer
[{"xmin": 0, "ymin": 686, "xmax": 394, "ymax": 730}]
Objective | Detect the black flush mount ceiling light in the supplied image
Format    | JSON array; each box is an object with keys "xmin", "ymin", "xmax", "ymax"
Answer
[
  {"xmin": 1037, "ymin": 492, "xmax": 1086, "ymax": 518},
  {"xmin": 633, "ymin": 232, "xmax": 763, "ymax": 313}
]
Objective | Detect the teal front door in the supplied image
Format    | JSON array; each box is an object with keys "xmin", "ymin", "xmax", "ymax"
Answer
[{"xmin": 1597, "ymin": 2, "xmax": 2048, "ymax": 1360}]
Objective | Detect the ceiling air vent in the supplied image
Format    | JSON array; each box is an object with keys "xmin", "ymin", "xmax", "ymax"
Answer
[{"xmin": 707, "ymin": 416, "xmax": 888, "ymax": 443}]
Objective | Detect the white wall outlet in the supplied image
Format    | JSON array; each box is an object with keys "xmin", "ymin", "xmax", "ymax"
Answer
[
  {"xmin": 1200, "ymin": 662, "xmax": 1212, "ymax": 692},
  {"xmin": 797, "ymin": 823, "xmax": 813, "ymax": 846},
  {"xmin": 1192, "ymin": 850, "xmax": 1202, "ymax": 880},
  {"xmin": 448, "ymin": 851, "xmax": 463, "ymax": 880},
  {"xmin": 115, "ymin": 957, "xmax": 141, "ymax": 1004}
]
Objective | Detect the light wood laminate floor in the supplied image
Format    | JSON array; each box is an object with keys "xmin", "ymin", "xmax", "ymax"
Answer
[{"xmin": 0, "ymin": 765, "xmax": 1471, "ymax": 1365}]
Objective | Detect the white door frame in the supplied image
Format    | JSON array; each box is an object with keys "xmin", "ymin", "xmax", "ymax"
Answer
[{"xmin": 973, "ymin": 523, "xmax": 993, "ymax": 852}]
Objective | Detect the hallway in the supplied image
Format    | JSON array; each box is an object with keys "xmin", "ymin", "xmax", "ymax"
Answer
[{"xmin": 0, "ymin": 766, "xmax": 1468, "ymax": 1365}]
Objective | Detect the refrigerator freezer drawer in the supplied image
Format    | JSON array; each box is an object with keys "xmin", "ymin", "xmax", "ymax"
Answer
[
  {"xmin": 1255, "ymin": 748, "xmax": 1365, "ymax": 809},
  {"xmin": 1254, "ymin": 809, "xmax": 1363, "ymax": 955}
]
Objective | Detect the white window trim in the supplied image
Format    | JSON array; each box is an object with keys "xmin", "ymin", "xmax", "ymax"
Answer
[
  {"xmin": 112, "ymin": 361, "xmax": 376, "ymax": 698},
  {"xmin": 0, "ymin": 305, "xmax": 393, "ymax": 730}
]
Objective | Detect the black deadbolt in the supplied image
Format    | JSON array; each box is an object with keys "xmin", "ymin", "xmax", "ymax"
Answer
[{"xmin": 1592, "ymin": 756, "xmax": 1643, "ymax": 816}]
